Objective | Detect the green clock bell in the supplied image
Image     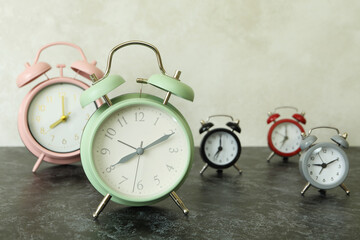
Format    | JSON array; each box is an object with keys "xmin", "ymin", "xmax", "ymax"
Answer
[{"xmin": 80, "ymin": 41, "xmax": 195, "ymax": 218}]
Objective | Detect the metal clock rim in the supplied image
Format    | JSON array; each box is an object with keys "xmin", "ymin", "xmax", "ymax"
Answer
[
  {"xmin": 299, "ymin": 142, "xmax": 349, "ymax": 190},
  {"xmin": 267, "ymin": 118, "xmax": 305, "ymax": 157},
  {"xmin": 80, "ymin": 93, "xmax": 194, "ymax": 206},
  {"xmin": 18, "ymin": 77, "xmax": 101, "ymax": 164},
  {"xmin": 200, "ymin": 128, "xmax": 241, "ymax": 169}
]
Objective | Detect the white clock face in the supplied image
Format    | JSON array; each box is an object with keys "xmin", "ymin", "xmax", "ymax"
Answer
[
  {"xmin": 203, "ymin": 129, "xmax": 240, "ymax": 166},
  {"xmin": 305, "ymin": 145, "xmax": 348, "ymax": 188},
  {"xmin": 27, "ymin": 83, "xmax": 97, "ymax": 153},
  {"xmin": 270, "ymin": 121, "xmax": 302, "ymax": 153},
  {"xmin": 92, "ymin": 104, "xmax": 190, "ymax": 200}
]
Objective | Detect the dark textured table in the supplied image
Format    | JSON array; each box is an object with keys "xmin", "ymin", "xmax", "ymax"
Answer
[{"xmin": 1, "ymin": 147, "xmax": 359, "ymax": 239}]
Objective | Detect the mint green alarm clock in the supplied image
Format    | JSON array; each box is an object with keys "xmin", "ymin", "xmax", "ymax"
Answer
[{"xmin": 80, "ymin": 41, "xmax": 194, "ymax": 218}]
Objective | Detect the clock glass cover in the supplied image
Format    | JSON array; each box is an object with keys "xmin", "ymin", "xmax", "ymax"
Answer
[
  {"xmin": 303, "ymin": 144, "xmax": 348, "ymax": 189},
  {"xmin": 270, "ymin": 121, "xmax": 302, "ymax": 154},
  {"xmin": 91, "ymin": 104, "xmax": 191, "ymax": 200},
  {"xmin": 27, "ymin": 83, "xmax": 97, "ymax": 153},
  {"xmin": 201, "ymin": 129, "xmax": 240, "ymax": 167}
]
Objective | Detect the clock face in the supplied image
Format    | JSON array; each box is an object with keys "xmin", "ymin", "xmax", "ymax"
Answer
[
  {"xmin": 27, "ymin": 83, "xmax": 97, "ymax": 153},
  {"xmin": 91, "ymin": 103, "xmax": 191, "ymax": 201},
  {"xmin": 268, "ymin": 119, "xmax": 304, "ymax": 156},
  {"xmin": 301, "ymin": 143, "xmax": 349, "ymax": 190},
  {"xmin": 200, "ymin": 128, "xmax": 241, "ymax": 168}
]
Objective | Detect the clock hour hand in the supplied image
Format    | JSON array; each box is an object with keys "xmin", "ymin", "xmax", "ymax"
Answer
[
  {"xmin": 214, "ymin": 149, "xmax": 221, "ymax": 159},
  {"xmin": 49, "ymin": 112, "xmax": 71, "ymax": 129},
  {"xmin": 117, "ymin": 140, "xmax": 137, "ymax": 150},
  {"xmin": 312, "ymin": 163, "xmax": 323, "ymax": 167},
  {"xmin": 143, "ymin": 131, "xmax": 175, "ymax": 150}
]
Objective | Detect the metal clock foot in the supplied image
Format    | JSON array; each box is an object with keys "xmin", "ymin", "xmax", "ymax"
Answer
[
  {"xmin": 340, "ymin": 183, "xmax": 350, "ymax": 195},
  {"xmin": 32, "ymin": 153, "xmax": 45, "ymax": 173},
  {"xmin": 93, "ymin": 193, "xmax": 112, "ymax": 219},
  {"xmin": 199, "ymin": 163, "xmax": 209, "ymax": 175},
  {"xmin": 301, "ymin": 182, "xmax": 311, "ymax": 196},
  {"xmin": 233, "ymin": 164, "xmax": 242, "ymax": 174},
  {"xmin": 267, "ymin": 152, "xmax": 275, "ymax": 162},
  {"xmin": 170, "ymin": 191, "xmax": 189, "ymax": 215}
]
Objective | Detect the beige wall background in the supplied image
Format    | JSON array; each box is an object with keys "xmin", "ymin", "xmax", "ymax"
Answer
[{"xmin": 1, "ymin": 0, "xmax": 360, "ymax": 147}]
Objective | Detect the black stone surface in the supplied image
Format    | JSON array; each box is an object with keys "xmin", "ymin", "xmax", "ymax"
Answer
[{"xmin": 1, "ymin": 147, "xmax": 359, "ymax": 239}]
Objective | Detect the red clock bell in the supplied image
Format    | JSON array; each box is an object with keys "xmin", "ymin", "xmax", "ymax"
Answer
[{"xmin": 266, "ymin": 106, "xmax": 306, "ymax": 162}]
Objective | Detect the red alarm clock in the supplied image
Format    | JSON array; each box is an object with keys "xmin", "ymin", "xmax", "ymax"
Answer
[{"xmin": 266, "ymin": 106, "xmax": 306, "ymax": 162}]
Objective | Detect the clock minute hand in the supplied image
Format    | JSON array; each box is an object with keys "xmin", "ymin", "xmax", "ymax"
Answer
[
  {"xmin": 143, "ymin": 132, "xmax": 175, "ymax": 150},
  {"xmin": 326, "ymin": 158, "xmax": 339, "ymax": 166},
  {"xmin": 312, "ymin": 163, "xmax": 323, "ymax": 167}
]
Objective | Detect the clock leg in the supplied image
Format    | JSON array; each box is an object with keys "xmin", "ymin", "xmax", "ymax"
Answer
[
  {"xmin": 169, "ymin": 191, "xmax": 189, "ymax": 215},
  {"xmin": 267, "ymin": 152, "xmax": 275, "ymax": 162},
  {"xmin": 301, "ymin": 182, "xmax": 311, "ymax": 196},
  {"xmin": 340, "ymin": 183, "xmax": 350, "ymax": 195},
  {"xmin": 32, "ymin": 153, "xmax": 45, "ymax": 173},
  {"xmin": 93, "ymin": 193, "xmax": 112, "ymax": 219},
  {"xmin": 318, "ymin": 189, "xmax": 326, "ymax": 196},
  {"xmin": 233, "ymin": 164, "xmax": 242, "ymax": 174},
  {"xmin": 199, "ymin": 163, "xmax": 209, "ymax": 175}
]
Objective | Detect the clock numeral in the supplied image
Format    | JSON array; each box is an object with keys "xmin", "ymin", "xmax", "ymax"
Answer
[
  {"xmin": 86, "ymin": 113, "xmax": 90, "ymax": 120},
  {"xmin": 118, "ymin": 116, "xmax": 128, "ymax": 127},
  {"xmin": 62, "ymin": 139, "xmax": 67, "ymax": 145},
  {"xmin": 135, "ymin": 112, "xmax": 145, "ymax": 122},
  {"xmin": 106, "ymin": 165, "xmax": 115, "ymax": 173},
  {"xmin": 154, "ymin": 175, "xmax": 160, "ymax": 185},
  {"xmin": 38, "ymin": 105, "xmax": 46, "ymax": 112},
  {"xmin": 166, "ymin": 164, "xmax": 174, "ymax": 172},
  {"xmin": 337, "ymin": 172, "xmax": 339, "ymax": 176},
  {"xmin": 316, "ymin": 176, "xmax": 319, "ymax": 180},
  {"xmin": 322, "ymin": 179, "xmax": 326, "ymax": 182},
  {"xmin": 105, "ymin": 128, "xmax": 116, "ymax": 140},
  {"xmin": 58, "ymin": 92, "xmax": 66, "ymax": 97},
  {"xmin": 51, "ymin": 135, "xmax": 55, "ymax": 142},
  {"xmin": 74, "ymin": 134, "xmax": 79, "ymax": 141},
  {"xmin": 118, "ymin": 176, "xmax": 128, "ymax": 186},
  {"xmin": 137, "ymin": 180, "xmax": 144, "ymax": 190},
  {"xmin": 154, "ymin": 117, "xmax": 160, "ymax": 126},
  {"xmin": 310, "ymin": 171, "xmax": 313, "ymax": 175},
  {"xmin": 169, "ymin": 148, "xmax": 179, "ymax": 153},
  {"xmin": 100, "ymin": 148, "xmax": 110, "ymax": 155},
  {"xmin": 338, "ymin": 164, "xmax": 341, "ymax": 169},
  {"xmin": 73, "ymin": 94, "xmax": 77, "ymax": 102},
  {"xmin": 35, "ymin": 116, "xmax": 40, "ymax": 122},
  {"xmin": 40, "ymin": 127, "xmax": 46, "ymax": 135},
  {"xmin": 46, "ymin": 96, "xmax": 53, "ymax": 103},
  {"xmin": 307, "ymin": 164, "xmax": 310, "ymax": 167},
  {"xmin": 323, "ymin": 149, "xmax": 327, "ymax": 153},
  {"xmin": 331, "ymin": 177, "xmax": 334, "ymax": 181}
]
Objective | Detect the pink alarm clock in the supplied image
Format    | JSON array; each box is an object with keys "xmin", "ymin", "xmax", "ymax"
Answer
[{"xmin": 17, "ymin": 42, "xmax": 103, "ymax": 172}]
